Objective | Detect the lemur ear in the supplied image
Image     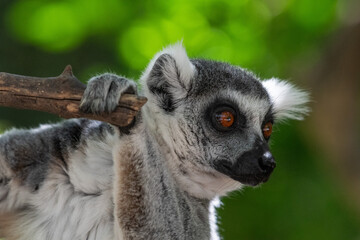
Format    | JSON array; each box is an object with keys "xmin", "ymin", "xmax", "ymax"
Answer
[
  {"xmin": 141, "ymin": 42, "xmax": 196, "ymax": 112},
  {"xmin": 262, "ymin": 78, "xmax": 310, "ymax": 121}
]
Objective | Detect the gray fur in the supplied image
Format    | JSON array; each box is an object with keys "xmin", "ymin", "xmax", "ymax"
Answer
[
  {"xmin": 190, "ymin": 59, "xmax": 269, "ymax": 99},
  {"xmin": 0, "ymin": 43, "xmax": 309, "ymax": 239}
]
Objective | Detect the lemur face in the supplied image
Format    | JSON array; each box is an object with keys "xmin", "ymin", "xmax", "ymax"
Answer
[
  {"xmin": 141, "ymin": 43, "xmax": 309, "ymax": 197},
  {"xmin": 183, "ymin": 59, "xmax": 276, "ymax": 186}
]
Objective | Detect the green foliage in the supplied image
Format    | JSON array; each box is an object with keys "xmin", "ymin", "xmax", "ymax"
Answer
[
  {"xmin": 1, "ymin": 0, "xmax": 359, "ymax": 239},
  {"xmin": 5, "ymin": 0, "xmax": 338, "ymax": 76}
]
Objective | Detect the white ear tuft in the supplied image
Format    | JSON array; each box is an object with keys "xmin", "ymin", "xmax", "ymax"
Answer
[
  {"xmin": 140, "ymin": 41, "xmax": 195, "ymax": 90},
  {"xmin": 262, "ymin": 78, "xmax": 310, "ymax": 121}
]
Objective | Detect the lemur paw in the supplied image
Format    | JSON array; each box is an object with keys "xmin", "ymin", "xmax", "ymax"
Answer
[{"xmin": 80, "ymin": 73, "xmax": 137, "ymax": 114}]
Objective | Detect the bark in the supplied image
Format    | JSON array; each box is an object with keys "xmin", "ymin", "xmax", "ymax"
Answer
[{"xmin": 0, "ymin": 65, "xmax": 147, "ymax": 127}]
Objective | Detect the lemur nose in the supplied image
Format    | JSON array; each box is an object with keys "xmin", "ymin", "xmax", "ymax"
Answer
[{"xmin": 258, "ymin": 151, "xmax": 276, "ymax": 172}]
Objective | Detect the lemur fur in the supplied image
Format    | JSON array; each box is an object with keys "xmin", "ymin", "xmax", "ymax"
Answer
[{"xmin": 0, "ymin": 43, "xmax": 309, "ymax": 240}]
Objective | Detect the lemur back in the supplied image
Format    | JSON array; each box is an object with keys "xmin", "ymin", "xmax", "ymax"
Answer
[{"xmin": 0, "ymin": 43, "xmax": 309, "ymax": 240}]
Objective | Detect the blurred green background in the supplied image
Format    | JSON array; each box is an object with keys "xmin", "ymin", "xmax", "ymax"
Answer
[{"xmin": 1, "ymin": 0, "xmax": 359, "ymax": 239}]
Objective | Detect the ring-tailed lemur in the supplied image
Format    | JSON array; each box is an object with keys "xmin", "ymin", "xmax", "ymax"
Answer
[{"xmin": 0, "ymin": 43, "xmax": 309, "ymax": 240}]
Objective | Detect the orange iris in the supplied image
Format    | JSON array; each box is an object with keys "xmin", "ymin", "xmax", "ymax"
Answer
[
  {"xmin": 263, "ymin": 122, "xmax": 273, "ymax": 139},
  {"xmin": 216, "ymin": 111, "xmax": 235, "ymax": 128}
]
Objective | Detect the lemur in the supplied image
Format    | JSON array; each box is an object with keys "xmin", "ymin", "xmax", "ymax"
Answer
[{"xmin": 0, "ymin": 43, "xmax": 309, "ymax": 240}]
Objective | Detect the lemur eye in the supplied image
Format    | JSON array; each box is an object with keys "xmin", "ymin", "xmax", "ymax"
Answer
[
  {"xmin": 216, "ymin": 111, "xmax": 234, "ymax": 128},
  {"xmin": 211, "ymin": 106, "xmax": 237, "ymax": 131},
  {"xmin": 262, "ymin": 122, "xmax": 273, "ymax": 140}
]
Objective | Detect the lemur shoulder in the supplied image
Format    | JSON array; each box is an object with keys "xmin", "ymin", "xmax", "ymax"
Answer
[{"xmin": 0, "ymin": 43, "xmax": 309, "ymax": 240}]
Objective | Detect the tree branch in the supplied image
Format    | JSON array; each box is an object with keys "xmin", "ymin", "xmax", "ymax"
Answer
[{"xmin": 0, "ymin": 65, "xmax": 147, "ymax": 127}]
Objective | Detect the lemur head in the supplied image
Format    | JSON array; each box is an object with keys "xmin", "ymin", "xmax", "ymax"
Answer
[{"xmin": 141, "ymin": 43, "xmax": 309, "ymax": 199}]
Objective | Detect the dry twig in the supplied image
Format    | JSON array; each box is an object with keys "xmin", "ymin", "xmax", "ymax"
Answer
[{"xmin": 0, "ymin": 65, "xmax": 147, "ymax": 127}]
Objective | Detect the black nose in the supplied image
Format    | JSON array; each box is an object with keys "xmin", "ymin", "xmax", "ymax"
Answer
[{"xmin": 258, "ymin": 152, "xmax": 276, "ymax": 172}]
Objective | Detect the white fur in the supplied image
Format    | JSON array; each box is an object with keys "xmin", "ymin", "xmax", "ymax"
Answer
[
  {"xmin": 15, "ymin": 145, "xmax": 115, "ymax": 240},
  {"xmin": 69, "ymin": 130, "xmax": 115, "ymax": 194},
  {"xmin": 30, "ymin": 124, "xmax": 53, "ymax": 133},
  {"xmin": 176, "ymin": 167, "xmax": 243, "ymax": 199},
  {"xmin": 209, "ymin": 197, "xmax": 221, "ymax": 240},
  {"xmin": 262, "ymin": 78, "xmax": 310, "ymax": 121}
]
